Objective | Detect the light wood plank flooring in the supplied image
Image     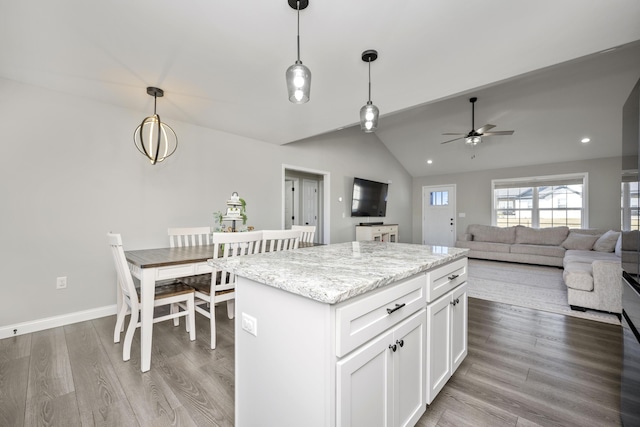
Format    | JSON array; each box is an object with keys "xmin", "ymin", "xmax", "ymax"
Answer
[{"xmin": 1, "ymin": 298, "xmax": 623, "ymax": 426}]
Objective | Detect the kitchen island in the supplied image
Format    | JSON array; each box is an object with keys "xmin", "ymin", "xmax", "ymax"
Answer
[{"xmin": 210, "ymin": 241, "xmax": 469, "ymax": 427}]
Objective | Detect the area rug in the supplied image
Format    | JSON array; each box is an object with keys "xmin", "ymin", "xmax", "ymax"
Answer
[{"xmin": 467, "ymin": 259, "xmax": 620, "ymax": 325}]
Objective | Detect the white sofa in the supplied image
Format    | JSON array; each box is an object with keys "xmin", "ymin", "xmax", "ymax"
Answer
[{"xmin": 456, "ymin": 225, "xmax": 622, "ymax": 314}]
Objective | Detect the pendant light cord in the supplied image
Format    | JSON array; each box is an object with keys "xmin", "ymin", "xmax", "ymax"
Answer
[
  {"xmin": 368, "ymin": 59, "xmax": 372, "ymax": 103},
  {"xmin": 296, "ymin": 1, "xmax": 301, "ymax": 62}
]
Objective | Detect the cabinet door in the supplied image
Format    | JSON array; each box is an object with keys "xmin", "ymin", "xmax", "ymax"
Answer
[
  {"xmin": 393, "ymin": 310, "xmax": 426, "ymax": 427},
  {"xmin": 337, "ymin": 329, "xmax": 393, "ymax": 427},
  {"xmin": 451, "ymin": 283, "xmax": 468, "ymax": 373},
  {"xmin": 426, "ymin": 293, "xmax": 452, "ymax": 404}
]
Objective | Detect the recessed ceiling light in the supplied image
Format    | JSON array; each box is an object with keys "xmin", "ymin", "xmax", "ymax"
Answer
[
  {"xmin": 427, "ymin": 159, "xmax": 433, "ymax": 165},
  {"xmin": 581, "ymin": 137, "xmax": 590, "ymax": 143}
]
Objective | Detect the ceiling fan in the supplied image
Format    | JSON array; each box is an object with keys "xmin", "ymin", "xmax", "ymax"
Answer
[{"xmin": 441, "ymin": 97, "xmax": 514, "ymax": 145}]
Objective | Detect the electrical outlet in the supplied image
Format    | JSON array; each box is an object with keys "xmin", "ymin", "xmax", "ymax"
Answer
[
  {"xmin": 56, "ymin": 276, "xmax": 67, "ymax": 289},
  {"xmin": 241, "ymin": 312, "xmax": 258, "ymax": 337}
]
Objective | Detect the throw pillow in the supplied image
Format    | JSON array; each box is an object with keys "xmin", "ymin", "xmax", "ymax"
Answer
[
  {"xmin": 593, "ymin": 230, "xmax": 621, "ymax": 253},
  {"xmin": 561, "ymin": 233, "xmax": 599, "ymax": 250}
]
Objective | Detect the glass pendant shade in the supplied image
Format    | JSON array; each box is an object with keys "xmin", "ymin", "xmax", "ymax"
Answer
[
  {"xmin": 286, "ymin": 61, "xmax": 311, "ymax": 104},
  {"xmin": 133, "ymin": 87, "xmax": 177, "ymax": 165},
  {"xmin": 360, "ymin": 102, "xmax": 379, "ymax": 132},
  {"xmin": 360, "ymin": 49, "xmax": 379, "ymax": 133}
]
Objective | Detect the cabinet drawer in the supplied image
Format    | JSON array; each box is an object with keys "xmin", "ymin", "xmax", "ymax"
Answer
[
  {"xmin": 426, "ymin": 258, "xmax": 467, "ymax": 303},
  {"xmin": 335, "ymin": 274, "xmax": 426, "ymax": 357}
]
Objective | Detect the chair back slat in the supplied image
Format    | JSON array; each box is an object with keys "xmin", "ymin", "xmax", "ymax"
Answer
[
  {"xmin": 291, "ymin": 225, "xmax": 316, "ymax": 243},
  {"xmin": 261, "ymin": 229, "xmax": 302, "ymax": 253},
  {"xmin": 212, "ymin": 231, "xmax": 263, "ymax": 288},
  {"xmin": 107, "ymin": 233, "xmax": 138, "ymax": 311},
  {"xmin": 168, "ymin": 227, "xmax": 212, "ymax": 247}
]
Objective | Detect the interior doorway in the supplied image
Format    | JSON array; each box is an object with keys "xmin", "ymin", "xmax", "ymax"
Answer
[
  {"xmin": 283, "ymin": 165, "xmax": 330, "ymax": 244},
  {"xmin": 422, "ymin": 184, "xmax": 456, "ymax": 246}
]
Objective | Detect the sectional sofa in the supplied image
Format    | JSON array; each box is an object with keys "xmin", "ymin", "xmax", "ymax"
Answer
[{"xmin": 456, "ymin": 224, "xmax": 622, "ymax": 314}]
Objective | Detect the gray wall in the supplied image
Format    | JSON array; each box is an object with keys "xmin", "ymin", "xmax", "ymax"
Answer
[
  {"xmin": 411, "ymin": 157, "xmax": 621, "ymax": 243},
  {"xmin": 0, "ymin": 78, "xmax": 413, "ymax": 327}
]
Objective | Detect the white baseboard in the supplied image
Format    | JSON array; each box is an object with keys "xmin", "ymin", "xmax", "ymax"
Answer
[{"xmin": 0, "ymin": 305, "xmax": 117, "ymax": 340}]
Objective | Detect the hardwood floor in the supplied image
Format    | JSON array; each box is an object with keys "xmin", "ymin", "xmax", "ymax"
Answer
[{"xmin": 0, "ymin": 298, "xmax": 623, "ymax": 426}]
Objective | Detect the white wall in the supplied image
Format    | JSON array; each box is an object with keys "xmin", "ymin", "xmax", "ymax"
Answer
[
  {"xmin": 411, "ymin": 157, "xmax": 621, "ymax": 243},
  {"xmin": 0, "ymin": 78, "xmax": 413, "ymax": 328}
]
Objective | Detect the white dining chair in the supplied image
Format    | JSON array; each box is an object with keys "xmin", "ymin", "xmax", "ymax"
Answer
[
  {"xmin": 108, "ymin": 233, "xmax": 196, "ymax": 362},
  {"xmin": 261, "ymin": 229, "xmax": 302, "ymax": 252},
  {"xmin": 168, "ymin": 226, "xmax": 212, "ymax": 247},
  {"xmin": 291, "ymin": 225, "xmax": 316, "ymax": 244},
  {"xmin": 189, "ymin": 230, "xmax": 263, "ymax": 349}
]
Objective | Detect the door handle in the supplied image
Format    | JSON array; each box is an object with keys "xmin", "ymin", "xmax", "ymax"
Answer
[
  {"xmin": 448, "ymin": 274, "xmax": 459, "ymax": 280},
  {"xmin": 396, "ymin": 339, "xmax": 404, "ymax": 348},
  {"xmin": 389, "ymin": 344, "xmax": 397, "ymax": 352}
]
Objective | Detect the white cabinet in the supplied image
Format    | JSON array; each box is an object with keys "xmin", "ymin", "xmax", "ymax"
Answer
[
  {"xmin": 426, "ymin": 282, "xmax": 467, "ymax": 404},
  {"xmin": 337, "ymin": 309, "xmax": 426, "ymax": 427},
  {"xmin": 356, "ymin": 225, "xmax": 398, "ymax": 243}
]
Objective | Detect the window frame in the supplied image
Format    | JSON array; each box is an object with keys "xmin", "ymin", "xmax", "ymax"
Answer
[{"xmin": 491, "ymin": 173, "xmax": 589, "ymax": 228}]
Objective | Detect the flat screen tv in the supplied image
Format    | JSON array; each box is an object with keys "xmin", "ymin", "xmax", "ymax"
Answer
[{"xmin": 351, "ymin": 177, "xmax": 388, "ymax": 217}]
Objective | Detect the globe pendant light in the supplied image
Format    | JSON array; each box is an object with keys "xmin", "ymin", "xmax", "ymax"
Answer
[
  {"xmin": 360, "ymin": 50, "xmax": 379, "ymax": 133},
  {"xmin": 133, "ymin": 87, "xmax": 178, "ymax": 165},
  {"xmin": 285, "ymin": 0, "xmax": 311, "ymax": 104}
]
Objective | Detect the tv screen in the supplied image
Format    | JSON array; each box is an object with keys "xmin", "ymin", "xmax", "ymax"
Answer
[{"xmin": 351, "ymin": 177, "xmax": 388, "ymax": 217}]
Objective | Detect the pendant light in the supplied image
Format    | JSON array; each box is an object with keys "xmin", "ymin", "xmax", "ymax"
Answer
[
  {"xmin": 360, "ymin": 50, "xmax": 379, "ymax": 133},
  {"xmin": 285, "ymin": 0, "xmax": 311, "ymax": 104},
  {"xmin": 133, "ymin": 87, "xmax": 178, "ymax": 165}
]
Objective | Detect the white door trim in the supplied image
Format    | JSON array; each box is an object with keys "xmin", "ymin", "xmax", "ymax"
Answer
[{"xmin": 282, "ymin": 164, "xmax": 331, "ymax": 244}]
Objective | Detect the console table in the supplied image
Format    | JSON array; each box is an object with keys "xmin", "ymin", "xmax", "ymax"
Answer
[{"xmin": 356, "ymin": 224, "xmax": 398, "ymax": 242}]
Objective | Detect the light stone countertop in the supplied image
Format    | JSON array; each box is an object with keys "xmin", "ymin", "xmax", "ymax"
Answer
[{"xmin": 208, "ymin": 241, "xmax": 468, "ymax": 304}]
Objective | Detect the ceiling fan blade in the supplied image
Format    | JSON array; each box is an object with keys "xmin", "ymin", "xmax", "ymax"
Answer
[
  {"xmin": 476, "ymin": 124, "xmax": 496, "ymax": 134},
  {"xmin": 441, "ymin": 136, "xmax": 464, "ymax": 144},
  {"xmin": 483, "ymin": 130, "xmax": 515, "ymax": 136},
  {"xmin": 442, "ymin": 132, "xmax": 466, "ymax": 135}
]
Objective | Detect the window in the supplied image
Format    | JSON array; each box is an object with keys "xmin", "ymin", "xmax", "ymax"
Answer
[
  {"xmin": 622, "ymin": 171, "xmax": 639, "ymax": 231},
  {"xmin": 492, "ymin": 173, "xmax": 587, "ymax": 228},
  {"xmin": 430, "ymin": 191, "xmax": 449, "ymax": 206}
]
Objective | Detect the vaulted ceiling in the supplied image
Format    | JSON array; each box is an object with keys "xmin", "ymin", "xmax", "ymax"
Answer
[{"xmin": 2, "ymin": 1, "xmax": 639, "ymax": 176}]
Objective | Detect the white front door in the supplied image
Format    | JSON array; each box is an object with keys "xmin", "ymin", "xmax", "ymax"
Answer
[{"xmin": 422, "ymin": 185, "xmax": 456, "ymax": 246}]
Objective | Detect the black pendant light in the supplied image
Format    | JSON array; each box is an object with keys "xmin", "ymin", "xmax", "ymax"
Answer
[
  {"xmin": 285, "ymin": 0, "xmax": 311, "ymax": 104},
  {"xmin": 133, "ymin": 87, "xmax": 178, "ymax": 165},
  {"xmin": 360, "ymin": 50, "xmax": 379, "ymax": 132}
]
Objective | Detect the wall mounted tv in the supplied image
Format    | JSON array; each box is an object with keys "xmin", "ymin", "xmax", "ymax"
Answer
[{"xmin": 351, "ymin": 177, "xmax": 388, "ymax": 217}]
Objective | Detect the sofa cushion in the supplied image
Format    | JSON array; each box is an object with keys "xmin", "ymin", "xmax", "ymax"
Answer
[
  {"xmin": 515, "ymin": 226, "xmax": 569, "ymax": 246},
  {"xmin": 563, "ymin": 262, "xmax": 594, "ymax": 291},
  {"xmin": 455, "ymin": 240, "xmax": 511, "ymax": 253},
  {"xmin": 510, "ymin": 244, "xmax": 566, "ymax": 258},
  {"xmin": 563, "ymin": 249, "xmax": 619, "ymax": 266},
  {"xmin": 467, "ymin": 224, "xmax": 516, "ymax": 244},
  {"xmin": 561, "ymin": 233, "xmax": 599, "ymax": 250},
  {"xmin": 593, "ymin": 230, "xmax": 621, "ymax": 253}
]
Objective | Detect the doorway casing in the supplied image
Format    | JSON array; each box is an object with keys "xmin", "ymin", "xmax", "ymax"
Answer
[{"xmin": 282, "ymin": 164, "xmax": 331, "ymax": 244}]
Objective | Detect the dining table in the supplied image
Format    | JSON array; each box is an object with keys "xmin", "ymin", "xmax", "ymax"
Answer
[
  {"xmin": 124, "ymin": 244, "xmax": 215, "ymax": 372},
  {"xmin": 124, "ymin": 240, "xmax": 317, "ymax": 372}
]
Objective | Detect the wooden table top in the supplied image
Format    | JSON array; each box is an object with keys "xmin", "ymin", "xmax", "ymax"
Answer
[
  {"xmin": 125, "ymin": 245, "xmax": 215, "ymax": 269},
  {"xmin": 126, "ymin": 242, "xmax": 319, "ymax": 269}
]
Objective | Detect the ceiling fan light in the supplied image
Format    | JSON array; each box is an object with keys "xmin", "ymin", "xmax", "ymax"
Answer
[{"xmin": 465, "ymin": 136, "xmax": 481, "ymax": 145}]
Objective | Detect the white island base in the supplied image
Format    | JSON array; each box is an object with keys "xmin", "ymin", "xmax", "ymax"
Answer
[{"xmin": 222, "ymin": 243, "xmax": 468, "ymax": 427}]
